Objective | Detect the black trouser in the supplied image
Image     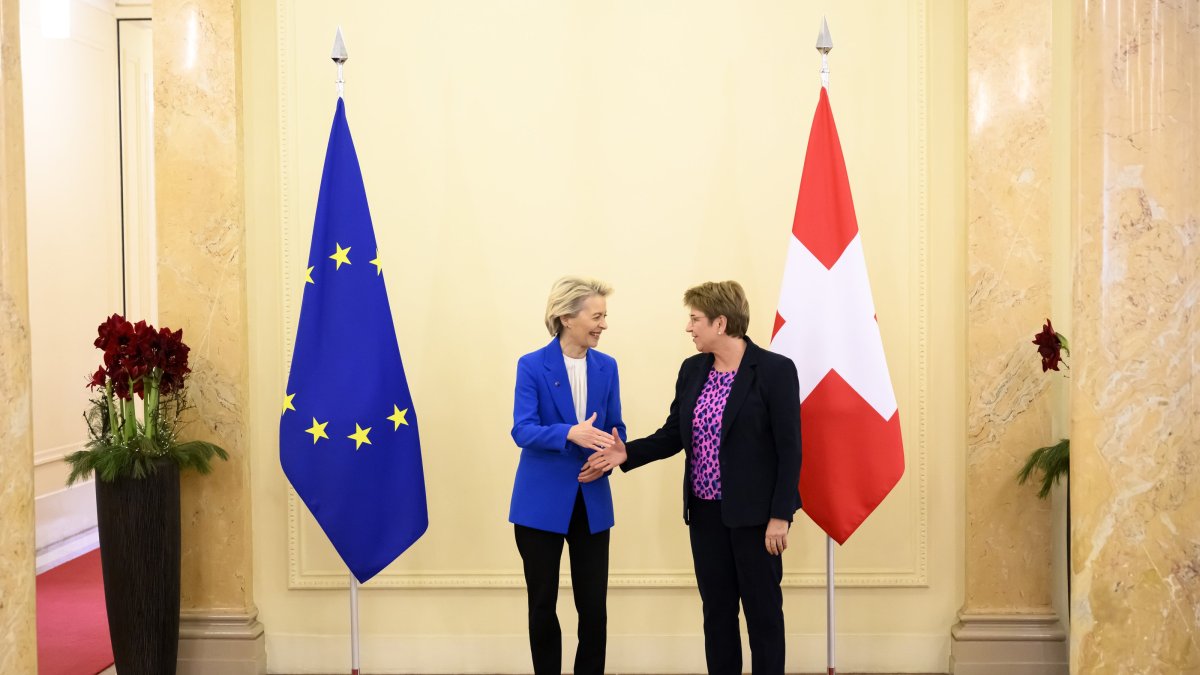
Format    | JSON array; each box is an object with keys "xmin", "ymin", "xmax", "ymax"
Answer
[
  {"xmin": 514, "ymin": 489, "xmax": 609, "ymax": 675},
  {"xmin": 688, "ymin": 496, "xmax": 785, "ymax": 675}
]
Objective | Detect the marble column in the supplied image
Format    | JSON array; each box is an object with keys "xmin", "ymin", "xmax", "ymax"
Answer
[
  {"xmin": 0, "ymin": 0, "xmax": 37, "ymax": 671},
  {"xmin": 1071, "ymin": 2, "xmax": 1200, "ymax": 673},
  {"xmin": 952, "ymin": 1, "xmax": 1068, "ymax": 673},
  {"xmin": 153, "ymin": 0, "xmax": 264, "ymax": 672}
]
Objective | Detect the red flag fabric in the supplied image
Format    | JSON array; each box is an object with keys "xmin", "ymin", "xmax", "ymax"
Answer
[{"xmin": 770, "ymin": 87, "xmax": 904, "ymax": 544}]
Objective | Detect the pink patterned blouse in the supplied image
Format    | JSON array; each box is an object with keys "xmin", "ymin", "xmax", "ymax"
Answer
[{"xmin": 690, "ymin": 369, "xmax": 737, "ymax": 500}]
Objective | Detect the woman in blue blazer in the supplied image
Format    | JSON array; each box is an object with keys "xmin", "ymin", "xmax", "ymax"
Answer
[{"xmin": 509, "ymin": 276, "xmax": 626, "ymax": 675}]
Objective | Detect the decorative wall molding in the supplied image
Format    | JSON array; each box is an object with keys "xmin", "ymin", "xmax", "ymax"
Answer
[
  {"xmin": 117, "ymin": 15, "xmax": 158, "ymax": 323},
  {"xmin": 276, "ymin": 0, "xmax": 932, "ymax": 591},
  {"xmin": 909, "ymin": 0, "xmax": 931, "ymax": 592},
  {"xmin": 33, "ymin": 441, "xmax": 84, "ymax": 467}
]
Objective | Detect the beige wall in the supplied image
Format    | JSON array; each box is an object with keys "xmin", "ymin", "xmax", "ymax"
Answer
[
  {"xmin": 19, "ymin": 0, "xmax": 156, "ymax": 573},
  {"xmin": 118, "ymin": 17, "xmax": 157, "ymax": 323},
  {"xmin": 20, "ymin": 0, "xmax": 123, "ymax": 498},
  {"xmin": 0, "ymin": 0, "xmax": 37, "ymax": 669},
  {"xmin": 7, "ymin": 0, "xmax": 1191, "ymax": 671},
  {"xmin": 245, "ymin": 1, "xmax": 966, "ymax": 672}
]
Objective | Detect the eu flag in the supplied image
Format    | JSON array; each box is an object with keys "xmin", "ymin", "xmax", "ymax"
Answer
[{"xmin": 280, "ymin": 98, "xmax": 428, "ymax": 583}]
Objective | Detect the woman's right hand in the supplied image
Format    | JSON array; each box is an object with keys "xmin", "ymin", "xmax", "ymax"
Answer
[
  {"xmin": 567, "ymin": 412, "xmax": 614, "ymax": 451},
  {"xmin": 586, "ymin": 429, "xmax": 626, "ymax": 471}
]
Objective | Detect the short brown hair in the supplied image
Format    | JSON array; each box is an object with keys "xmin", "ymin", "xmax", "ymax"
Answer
[
  {"xmin": 683, "ymin": 281, "xmax": 750, "ymax": 338},
  {"xmin": 545, "ymin": 277, "xmax": 612, "ymax": 336}
]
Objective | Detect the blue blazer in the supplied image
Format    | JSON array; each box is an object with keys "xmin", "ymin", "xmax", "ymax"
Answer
[{"xmin": 509, "ymin": 338, "xmax": 626, "ymax": 534}]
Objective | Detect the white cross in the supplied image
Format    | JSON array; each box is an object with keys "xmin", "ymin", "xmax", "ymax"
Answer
[{"xmin": 771, "ymin": 234, "xmax": 898, "ymax": 420}]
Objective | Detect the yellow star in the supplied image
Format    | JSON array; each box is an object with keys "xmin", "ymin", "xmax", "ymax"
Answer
[
  {"xmin": 329, "ymin": 243, "xmax": 352, "ymax": 270},
  {"xmin": 282, "ymin": 392, "xmax": 296, "ymax": 414},
  {"xmin": 370, "ymin": 250, "xmax": 382, "ymax": 276},
  {"xmin": 305, "ymin": 418, "xmax": 329, "ymax": 444},
  {"xmin": 304, "ymin": 266, "xmax": 315, "ymax": 284},
  {"xmin": 387, "ymin": 405, "xmax": 409, "ymax": 430},
  {"xmin": 348, "ymin": 423, "xmax": 372, "ymax": 450}
]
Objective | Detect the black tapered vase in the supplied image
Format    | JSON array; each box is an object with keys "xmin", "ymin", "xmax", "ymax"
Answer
[{"xmin": 96, "ymin": 458, "xmax": 181, "ymax": 675}]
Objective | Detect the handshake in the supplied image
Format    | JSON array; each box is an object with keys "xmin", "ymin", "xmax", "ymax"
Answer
[{"xmin": 568, "ymin": 412, "xmax": 628, "ymax": 483}]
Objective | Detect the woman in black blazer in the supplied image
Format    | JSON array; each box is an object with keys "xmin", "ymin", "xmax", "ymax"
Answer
[{"xmin": 587, "ymin": 280, "xmax": 801, "ymax": 675}]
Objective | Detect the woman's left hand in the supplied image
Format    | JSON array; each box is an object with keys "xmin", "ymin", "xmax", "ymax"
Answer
[
  {"xmin": 578, "ymin": 463, "xmax": 605, "ymax": 483},
  {"xmin": 765, "ymin": 518, "xmax": 789, "ymax": 555}
]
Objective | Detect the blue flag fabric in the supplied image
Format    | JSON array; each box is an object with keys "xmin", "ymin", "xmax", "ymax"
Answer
[{"xmin": 280, "ymin": 98, "xmax": 428, "ymax": 584}]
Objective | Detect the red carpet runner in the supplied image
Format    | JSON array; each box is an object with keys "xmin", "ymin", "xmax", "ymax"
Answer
[{"xmin": 36, "ymin": 549, "xmax": 114, "ymax": 674}]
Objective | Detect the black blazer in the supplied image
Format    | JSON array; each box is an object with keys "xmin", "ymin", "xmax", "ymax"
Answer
[{"xmin": 622, "ymin": 337, "xmax": 802, "ymax": 528}]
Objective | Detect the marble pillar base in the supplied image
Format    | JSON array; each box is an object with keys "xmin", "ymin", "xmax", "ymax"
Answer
[
  {"xmin": 177, "ymin": 610, "xmax": 266, "ymax": 675},
  {"xmin": 950, "ymin": 611, "xmax": 1067, "ymax": 675}
]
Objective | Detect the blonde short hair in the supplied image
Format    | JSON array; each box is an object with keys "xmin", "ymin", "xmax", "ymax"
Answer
[
  {"xmin": 683, "ymin": 281, "xmax": 750, "ymax": 338},
  {"xmin": 545, "ymin": 277, "xmax": 612, "ymax": 336}
]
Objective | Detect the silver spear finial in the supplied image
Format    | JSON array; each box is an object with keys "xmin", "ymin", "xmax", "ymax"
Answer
[
  {"xmin": 331, "ymin": 26, "xmax": 348, "ymax": 97},
  {"xmin": 816, "ymin": 16, "xmax": 832, "ymax": 88}
]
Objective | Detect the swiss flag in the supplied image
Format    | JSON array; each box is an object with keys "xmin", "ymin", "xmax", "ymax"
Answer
[{"xmin": 770, "ymin": 87, "xmax": 904, "ymax": 544}]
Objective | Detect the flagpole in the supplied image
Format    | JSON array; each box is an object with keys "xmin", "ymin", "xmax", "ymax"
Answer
[
  {"xmin": 826, "ymin": 536, "xmax": 835, "ymax": 675},
  {"xmin": 815, "ymin": 17, "xmax": 836, "ymax": 675},
  {"xmin": 350, "ymin": 575, "xmax": 361, "ymax": 675},
  {"xmin": 332, "ymin": 26, "xmax": 347, "ymax": 98},
  {"xmin": 331, "ymin": 28, "xmax": 357, "ymax": 675}
]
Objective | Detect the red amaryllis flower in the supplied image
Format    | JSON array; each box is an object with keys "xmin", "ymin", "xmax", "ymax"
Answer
[
  {"xmin": 90, "ymin": 314, "xmax": 194, "ymax": 399},
  {"xmin": 87, "ymin": 366, "xmax": 106, "ymax": 389},
  {"xmin": 132, "ymin": 320, "xmax": 159, "ymax": 361},
  {"xmin": 94, "ymin": 313, "xmax": 131, "ymax": 350},
  {"xmin": 109, "ymin": 366, "xmax": 133, "ymax": 399},
  {"xmin": 156, "ymin": 327, "xmax": 191, "ymax": 395},
  {"xmin": 94, "ymin": 314, "xmax": 144, "ymax": 399},
  {"xmin": 1032, "ymin": 319, "xmax": 1068, "ymax": 372},
  {"xmin": 100, "ymin": 320, "xmax": 137, "ymax": 370},
  {"xmin": 128, "ymin": 322, "xmax": 162, "ymax": 398}
]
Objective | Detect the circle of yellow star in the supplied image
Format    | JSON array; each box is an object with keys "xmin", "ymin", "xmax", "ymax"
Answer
[
  {"xmin": 282, "ymin": 392, "xmax": 296, "ymax": 414},
  {"xmin": 329, "ymin": 243, "xmax": 352, "ymax": 270},
  {"xmin": 387, "ymin": 405, "xmax": 409, "ymax": 430},
  {"xmin": 348, "ymin": 423, "xmax": 372, "ymax": 450},
  {"xmin": 305, "ymin": 418, "xmax": 329, "ymax": 444}
]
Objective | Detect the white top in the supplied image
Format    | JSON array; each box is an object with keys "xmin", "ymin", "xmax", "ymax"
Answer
[{"xmin": 563, "ymin": 353, "xmax": 588, "ymax": 424}]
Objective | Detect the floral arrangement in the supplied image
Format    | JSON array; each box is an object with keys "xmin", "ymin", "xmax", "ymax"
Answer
[
  {"xmin": 1017, "ymin": 319, "xmax": 1070, "ymax": 499},
  {"xmin": 65, "ymin": 313, "xmax": 228, "ymax": 484}
]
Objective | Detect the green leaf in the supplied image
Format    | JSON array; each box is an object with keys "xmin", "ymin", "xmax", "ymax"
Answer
[
  {"xmin": 1017, "ymin": 438, "xmax": 1070, "ymax": 499},
  {"xmin": 64, "ymin": 385, "xmax": 229, "ymax": 484},
  {"xmin": 172, "ymin": 440, "xmax": 230, "ymax": 474}
]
